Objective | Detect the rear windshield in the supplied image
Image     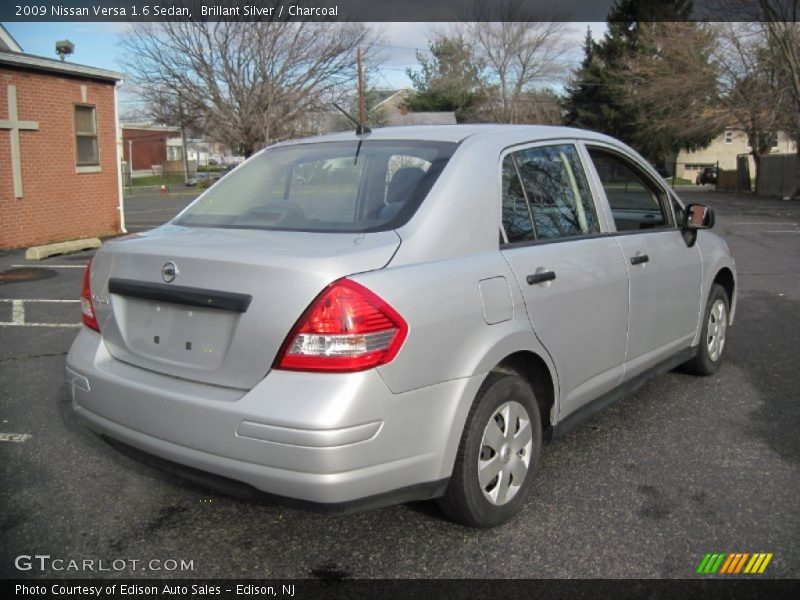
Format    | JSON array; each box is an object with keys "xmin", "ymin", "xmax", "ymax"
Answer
[{"xmin": 174, "ymin": 140, "xmax": 457, "ymax": 232}]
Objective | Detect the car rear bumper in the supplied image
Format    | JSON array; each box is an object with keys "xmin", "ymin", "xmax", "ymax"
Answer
[{"xmin": 66, "ymin": 328, "xmax": 480, "ymax": 504}]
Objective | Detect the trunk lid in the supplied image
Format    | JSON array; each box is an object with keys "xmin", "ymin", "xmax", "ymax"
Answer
[{"xmin": 91, "ymin": 225, "xmax": 400, "ymax": 389}]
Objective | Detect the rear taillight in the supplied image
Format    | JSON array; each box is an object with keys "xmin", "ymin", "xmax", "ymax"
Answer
[
  {"xmin": 275, "ymin": 279, "xmax": 407, "ymax": 373},
  {"xmin": 81, "ymin": 258, "xmax": 100, "ymax": 332}
]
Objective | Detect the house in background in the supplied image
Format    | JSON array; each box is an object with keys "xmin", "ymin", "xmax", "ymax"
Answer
[
  {"xmin": 120, "ymin": 122, "xmax": 191, "ymax": 176},
  {"xmin": 186, "ymin": 138, "xmax": 244, "ymax": 168},
  {"xmin": 299, "ymin": 88, "xmax": 456, "ymax": 137},
  {"xmin": 667, "ymin": 129, "xmax": 797, "ymax": 181},
  {"xmin": 373, "ymin": 88, "xmax": 457, "ymax": 127},
  {"xmin": 0, "ymin": 24, "xmax": 124, "ymax": 250}
]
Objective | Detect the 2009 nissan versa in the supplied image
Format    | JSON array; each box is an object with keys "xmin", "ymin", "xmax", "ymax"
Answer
[{"xmin": 66, "ymin": 125, "xmax": 736, "ymax": 527}]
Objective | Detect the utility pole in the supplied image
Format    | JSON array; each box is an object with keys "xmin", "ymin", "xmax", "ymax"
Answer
[
  {"xmin": 331, "ymin": 48, "xmax": 371, "ymax": 136},
  {"xmin": 178, "ymin": 92, "xmax": 190, "ymax": 186},
  {"xmin": 357, "ymin": 47, "xmax": 368, "ymax": 135},
  {"xmin": 127, "ymin": 139, "xmax": 133, "ymax": 190}
]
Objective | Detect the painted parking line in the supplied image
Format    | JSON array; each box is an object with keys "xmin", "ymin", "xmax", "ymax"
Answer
[
  {"xmin": 0, "ymin": 299, "xmax": 80, "ymax": 328},
  {"xmin": 0, "ymin": 299, "xmax": 81, "ymax": 303},
  {"xmin": 0, "ymin": 433, "xmax": 32, "ymax": 443},
  {"xmin": 0, "ymin": 323, "xmax": 81, "ymax": 328},
  {"xmin": 10, "ymin": 264, "xmax": 86, "ymax": 269},
  {"xmin": 731, "ymin": 222, "xmax": 798, "ymax": 226}
]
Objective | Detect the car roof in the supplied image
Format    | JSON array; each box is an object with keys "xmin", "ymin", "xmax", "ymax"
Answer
[{"xmin": 272, "ymin": 124, "xmax": 622, "ymax": 147}]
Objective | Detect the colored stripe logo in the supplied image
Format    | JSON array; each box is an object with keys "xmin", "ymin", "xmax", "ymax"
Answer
[{"xmin": 696, "ymin": 552, "xmax": 773, "ymax": 574}]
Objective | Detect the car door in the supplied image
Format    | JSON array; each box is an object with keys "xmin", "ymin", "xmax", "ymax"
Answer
[
  {"xmin": 584, "ymin": 145, "xmax": 703, "ymax": 379},
  {"xmin": 499, "ymin": 142, "xmax": 630, "ymax": 418}
]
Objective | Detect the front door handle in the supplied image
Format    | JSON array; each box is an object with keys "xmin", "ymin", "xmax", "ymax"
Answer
[
  {"xmin": 526, "ymin": 271, "xmax": 556, "ymax": 285},
  {"xmin": 630, "ymin": 254, "xmax": 650, "ymax": 266}
]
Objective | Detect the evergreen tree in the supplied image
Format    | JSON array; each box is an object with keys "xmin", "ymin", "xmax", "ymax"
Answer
[
  {"xmin": 563, "ymin": 0, "xmax": 705, "ymax": 165},
  {"xmin": 405, "ymin": 35, "xmax": 482, "ymax": 122},
  {"xmin": 563, "ymin": 27, "xmax": 626, "ymax": 137}
]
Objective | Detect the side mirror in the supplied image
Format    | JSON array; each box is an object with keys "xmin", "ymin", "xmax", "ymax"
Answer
[{"xmin": 684, "ymin": 203, "xmax": 715, "ymax": 230}]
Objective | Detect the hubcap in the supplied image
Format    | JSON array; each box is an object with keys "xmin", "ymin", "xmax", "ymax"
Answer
[
  {"xmin": 478, "ymin": 400, "xmax": 533, "ymax": 506},
  {"xmin": 706, "ymin": 299, "xmax": 727, "ymax": 362}
]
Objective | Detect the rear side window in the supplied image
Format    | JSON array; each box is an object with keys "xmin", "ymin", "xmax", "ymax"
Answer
[
  {"xmin": 502, "ymin": 144, "xmax": 600, "ymax": 243},
  {"xmin": 175, "ymin": 140, "xmax": 456, "ymax": 233},
  {"xmin": 502, "ymin": 155, "xmax": 535, "ymax": 243}
]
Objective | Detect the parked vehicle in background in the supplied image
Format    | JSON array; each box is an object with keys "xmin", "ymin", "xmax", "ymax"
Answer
[
  {"xmin": 696, "ymin": 165, "xmax": 718, "ymax": 185},
  {"xmin": 67, "ymin": 125, "xmax": 736, "ymax": 527}
]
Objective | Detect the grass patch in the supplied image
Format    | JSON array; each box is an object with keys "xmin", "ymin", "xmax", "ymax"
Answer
[{"xmin": 130, "ymin": 173, "xmax": 187, "ymax": 187}]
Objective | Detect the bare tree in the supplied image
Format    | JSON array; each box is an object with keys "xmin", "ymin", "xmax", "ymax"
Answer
[
  {"xmin": 714, "ymin": 21, "xmax": 785, "ymax": 182},
  {"xmin": 121, "ymin": 20, "xmax": 377, "ymax": 157},
  {"xmin": 620, "ymin": 23, "xmax": 720, "ymax": 140},
  {"xmin": 460, "ymin": 0, "xmax": 572, "ymax": 123},
  {"xmin": 758, "ymin": 0, "xmax": 800, "ymax": 153}
]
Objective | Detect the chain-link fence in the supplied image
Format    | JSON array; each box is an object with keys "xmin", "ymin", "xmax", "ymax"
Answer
[
  {"xmin": 667, "ymin": 157, "xmax": 760, "ymax": 193},
  {"xmin": 121, "ymin": 162, "xmax": 232, "ymax": 194},
  {"xmin": 665, "ymin": 161, "xmax": 720, "ymax": 188}
]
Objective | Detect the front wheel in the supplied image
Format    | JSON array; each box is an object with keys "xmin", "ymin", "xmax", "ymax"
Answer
[
  {"xmin": 437, "ymin": 372, "xmax": 542, "ymax": 527},
  {"xmin": 683, "ymin": 283, "xmax": 730, "ymax": 375}
]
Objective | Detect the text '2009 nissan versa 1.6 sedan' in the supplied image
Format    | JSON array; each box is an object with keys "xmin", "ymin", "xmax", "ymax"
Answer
[{"xmin": 66, "ymin": 125, "xmax": 736, "ymax": 527}]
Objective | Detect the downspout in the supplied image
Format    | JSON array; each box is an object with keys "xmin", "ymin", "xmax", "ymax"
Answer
[{"xmin": 114, "ymin": 79, "xmax": 127, "ymax": 233}]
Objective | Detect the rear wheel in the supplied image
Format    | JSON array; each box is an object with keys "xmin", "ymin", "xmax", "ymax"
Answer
[
  {"xmin": 683, "ymin": 283, "xmax": 730, "ymax": 375},
  {"xmin": 437, "ymin": 372, "xmax": 542, "ymax": 528}
]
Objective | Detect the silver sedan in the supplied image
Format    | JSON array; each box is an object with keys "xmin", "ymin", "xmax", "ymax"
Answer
[{"xmin": 67, "ymin": 125, "xmax": 736, "ymax": 527}]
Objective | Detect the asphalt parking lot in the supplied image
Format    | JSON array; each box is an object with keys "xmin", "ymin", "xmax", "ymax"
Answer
[{"xmin": 1, "ymin": 188, "xmax": 798, "ymax": 579}]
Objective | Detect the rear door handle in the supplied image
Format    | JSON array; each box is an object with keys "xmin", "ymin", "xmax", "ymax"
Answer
[
  {"xmin": 526, "ymin": 271, "xmax": 556, "ymax": 285},
  {"xmin": 630, "ymin": 254, "xmax": 649, "ymax": 265}
]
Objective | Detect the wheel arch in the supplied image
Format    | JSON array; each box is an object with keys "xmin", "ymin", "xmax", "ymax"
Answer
[
  {"xmin": 713, "ymin": 267, "xmax": 735, "ymax": 318},
  {"xmin": 491, "ymin": 351, "xmax": 556, "ymax": 439},
  {"xmin": 438, "ymin": 338, "xmax": 560, "ymax": 482}
]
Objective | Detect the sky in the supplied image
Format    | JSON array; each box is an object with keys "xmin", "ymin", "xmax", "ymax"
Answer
[{"xmin": 3, "ymin": 21, "xmax": 607, "ymax": 114}]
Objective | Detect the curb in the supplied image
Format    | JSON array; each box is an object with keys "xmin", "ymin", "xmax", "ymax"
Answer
[{"xmin": 24, "ymin": 238, "xmax": 101, "ymax": 261}]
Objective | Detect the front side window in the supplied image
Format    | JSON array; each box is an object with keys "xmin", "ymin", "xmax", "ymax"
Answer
[
  {"xmin": 587, "ymin": 148, "xmax": 671, "ymax": 231},
  {"xmin": 74, "ymin": 105, "xmax": 98, "ymax": 165},
  {"xmin": 175, "ymin": 140, "xmax": 455, "ymax": 232},
  {"xmin": 505, "ymin": 144, "xmax": 600, "ymax": 241}
]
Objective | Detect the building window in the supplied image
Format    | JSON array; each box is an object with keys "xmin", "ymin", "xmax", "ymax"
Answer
[
  {"xmin": 768, "ymin": 132, "xmax": 779, "ymax": 149},
  {"xmin": 167, "ymin": 145, "xmax": 183, "ymax": 161},
  {"xmin": 723, "ymin": 130, "xmax": 733, "ymax": 145},
  {"xmin": 75, "ymin": 105, "xmax": 99, "ymax": 165}
]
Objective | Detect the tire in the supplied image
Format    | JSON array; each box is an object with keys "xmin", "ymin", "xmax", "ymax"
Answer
[
  {"xmin": 682, "ymin": 283, "xmax": 730, "ymax": 375},
  {"xmin": 437, "ymin": 372, "xmax": 542, "ymax": 528}
]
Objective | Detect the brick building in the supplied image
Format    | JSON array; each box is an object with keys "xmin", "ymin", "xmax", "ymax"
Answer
[
  {"xmin": 0, "ymin": 26, "xmax": 124, "ymax": 250},
  {"xmin": 121, "ymin": 123, "xmax": 183, "ymax": 172}
]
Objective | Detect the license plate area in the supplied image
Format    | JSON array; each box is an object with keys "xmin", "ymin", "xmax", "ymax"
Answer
[{"xmin": 117, "ymin": 298, "xmax": 237, "ymax": 370}]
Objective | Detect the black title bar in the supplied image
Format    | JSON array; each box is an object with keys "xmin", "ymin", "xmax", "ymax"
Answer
[
  {"xmin": 0, "ymin": 0, "xmax": 782, "ymax": 22},
  {"xmin": 5, "ymin": 579, "xmax": 800, "ymax": 600}
]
